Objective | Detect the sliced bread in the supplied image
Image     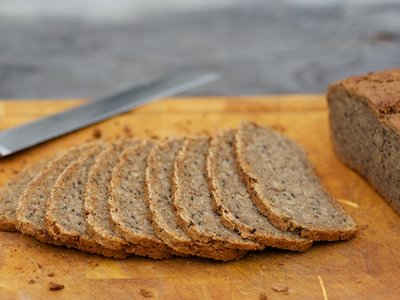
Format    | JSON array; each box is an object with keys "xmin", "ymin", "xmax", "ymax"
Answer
[
  {"xmin": 45, "ymin": 141, "xmax": 127, "ymax": 258},
  {"xmin": 145, "ymin": 137, "xmax": 245, "ymax": 261},
  {"xmin": 235, "ymin": 121, "xmax": 357, "ymax": 241},
  {"xmin": 84, "ymin": 139, "xmax": 141, "ymax": 251},
  {"xmin": 0, "ymin": 159, "xmax": 48, "ymax": 231},
  {"xmin": 172, "ymin": 136, "xmax": 262, "ymax": 253},
  {"xmin": 16, "ymin": 143, "xmax": 94, "ymax": 244},
  {"xmin": 207, "ymin": 129, "xmax": 313, "ymax": 251},
  {"xmin": 109, "ymin": 140, "xmax": 173, "ymax": 259}
]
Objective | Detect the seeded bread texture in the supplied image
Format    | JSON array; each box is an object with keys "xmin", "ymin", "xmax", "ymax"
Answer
[
  {"xmin": 207, "ymin": 129, "xmax": 313, "ymax": 251},
  {"xmin": 235, "ymin": 122, "xmax": 357, "ymax": 241},
  {"xmin": 173, "ymin": 136, "xmax": 262, "ymax": 252},
  {"xmin": 84, "ymin": 139, "xmax": 141, "ymax": 251},
  {"xmin": 327, "ymin": 69, "xmax": 400, "ymax": 215},
  {"xmin": 109, "ymin": 140, "xmax": 173, "ymax": 259},
  {"xmin": 146, "ymin": 137, "xmax": 245, "ymax": 261},
  {"xmin": 0, "ymin": 160, "xmax": 48, "ymax": 231},
  {"xmin": 16, "ymin": 143, "xmax": 94, "ymax": 244},
  {"xmin": 45, "ymin": 142, "xmax": 127, "ymax": 259}
]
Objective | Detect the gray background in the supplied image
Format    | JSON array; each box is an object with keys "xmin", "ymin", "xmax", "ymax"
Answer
[{"xmin": 0, "ymin": 0, "xmax": 399, "ymax": 99}]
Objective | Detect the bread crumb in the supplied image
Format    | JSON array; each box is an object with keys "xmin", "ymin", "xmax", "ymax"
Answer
[
  {"xmin": 93, "ymin": 128, "xmax": 102, "ymax": 139},
  {"xmin": 261, "ymin": 265, "xmax": 267, "ymax": 271},
  {"xmin": 48, "ymin": 272, "xmax": 55, "ymax": 277},
  {"xmin": 49, "ymin": 282, "xmax": 64, "ymax": 291},
  {"xmin": 272, "ymin": 283, "xmax": 289, "ymax": 295},
  {"xmin": 271, "ymin": 124, "xmax": 286, "ymax": 132},
  {"xmin": 37, "ymin": 263, "xmax": 43, "ymax": 269},
  {"xmin": 139, "ymin": 288, "xmax": 153, "ymax": 298},
  {"xmin": 28, "ymin": 279, "xmax": 36, "ymax": 284},
  {"xmin": 259, "ymin": 292, "xmax": 268, "ymax": 300},
  {"xmin": 123, "ymin": 125, "xmax": 133, "ymax": 137},
  {"xmin": 360, "ymin": 224, "xmax": 369, "ymax": 230}
]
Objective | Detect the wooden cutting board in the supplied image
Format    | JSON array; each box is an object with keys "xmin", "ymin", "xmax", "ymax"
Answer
[{"xmin": 0, "ymin": 95, "xmax": 399, "ymax": 300}]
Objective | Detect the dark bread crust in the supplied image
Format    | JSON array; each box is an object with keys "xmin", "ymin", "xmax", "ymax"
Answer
[
  {"xmin": 327, "ymin": 69, "xmax": 400, "ymax": 215},
  {"xmin": 235, "ymin": 122, "xmax": 357, "ymax": 241}
]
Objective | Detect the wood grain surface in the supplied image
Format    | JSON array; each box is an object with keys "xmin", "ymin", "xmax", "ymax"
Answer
[{"xmin": 0, "ymin": 96, "xmax": 399, "ymax": 300}]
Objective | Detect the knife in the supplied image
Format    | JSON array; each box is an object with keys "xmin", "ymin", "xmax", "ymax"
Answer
[{"xmin": 0, "ymin": 71, "xmax": 217, "ymax": 157}]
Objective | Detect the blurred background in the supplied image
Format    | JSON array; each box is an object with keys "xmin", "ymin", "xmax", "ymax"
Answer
[{"xmin": 0, "ymin": 0, "xmax": 399, "ymax": 99}]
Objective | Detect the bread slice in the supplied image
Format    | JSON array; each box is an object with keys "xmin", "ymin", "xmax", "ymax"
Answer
[
  {"xmin": 327, "ymin": 69, "xmax": 400, "ymax": 215},
  {"xmin": 207, "ymin": 129, "xmax": 313, "ymax": 251},
  {"xmin": 85, "ymin": 139, "xmax": 143, "ymax": 251},
  {"xmin": 235, "ymin": 121, "xmax": 357, "ymax": 241},
  {"xmin": 45, "ymin": 141, "xmax": 127, "ymax": 258},
  {"xmin": 145, "ymin": 137, "xmax": 246, "ymax": 261},
  {"xmin": 0, "ymin": 160, "xmax": 48, "ymax": 231},
  {"xmin": 173, "ymin": 136, "xmax": 262, "ymax": 253},
  {"xmin": 16, "ymin": 143, "xmax": 94, "ymax": 244},
  {"xmin": 109, "ymin": 140, "xmax": 173, "ymax": 259}
]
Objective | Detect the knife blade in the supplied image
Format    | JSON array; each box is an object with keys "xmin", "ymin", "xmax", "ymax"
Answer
[{"xmin": 0, "ymin": 71, "xmax": 217, "ymax": 157}]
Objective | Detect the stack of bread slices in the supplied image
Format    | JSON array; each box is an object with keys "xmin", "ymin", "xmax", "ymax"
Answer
[{"xmin": 0, "ymin": 122, "xmax": 357, "ymax": 261}]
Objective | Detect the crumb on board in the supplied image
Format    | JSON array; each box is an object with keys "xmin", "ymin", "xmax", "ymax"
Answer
[
  {"xmin": 272, "ymin": 283, "xmax": 289, "ymax": 295},
  {"xmin": 139, "ymin": 288, "xmax": 153, "ymax": 298},
  {"xmin": 271, "ymin": 124, "xmax": 286, "ymax": 132},
  {"xmin": 37, "ymin": 263, "xmax": 43, "ymax": 269},
  {"xmin": 28, "ymin": 279, "xmax": 36, "ymax": 284},
  {"xmin": 88, "ymin": 262, "xmax": 100, "ymax": 269},
  {"xmin": 360, "ymin": 224, "xmax": 369, "ymax": 230},
  {"xmin": 261, "ymin": 265, "xmax": 267, "ymax": 271},
  {"xmin": 49, "ymin": 282, "xmax": 64, "ymax": 291},
  {"xmin": 123, "ymin": 125, "xmax": 133, "ymax": 137},
  {"xmin": 93, "ymin": 128, "xmax": 102, "ymax": 139},
  {"xmin": 48, "ymin": 272, "xmax": 55, "ymax": 277},
  {"xmin": 259, "ymin": 292, "xmax": 268, "ymax": 300}
]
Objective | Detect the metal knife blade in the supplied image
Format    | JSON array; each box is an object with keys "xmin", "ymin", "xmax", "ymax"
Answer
[{"xmin": 0, "ymin": 71, "xmax": 217, "ymax": 157}]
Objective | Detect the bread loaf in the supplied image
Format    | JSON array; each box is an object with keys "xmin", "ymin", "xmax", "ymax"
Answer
[{"xmin": 328, "ymin": 69, "xmax": 400, "ymax": 215}]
